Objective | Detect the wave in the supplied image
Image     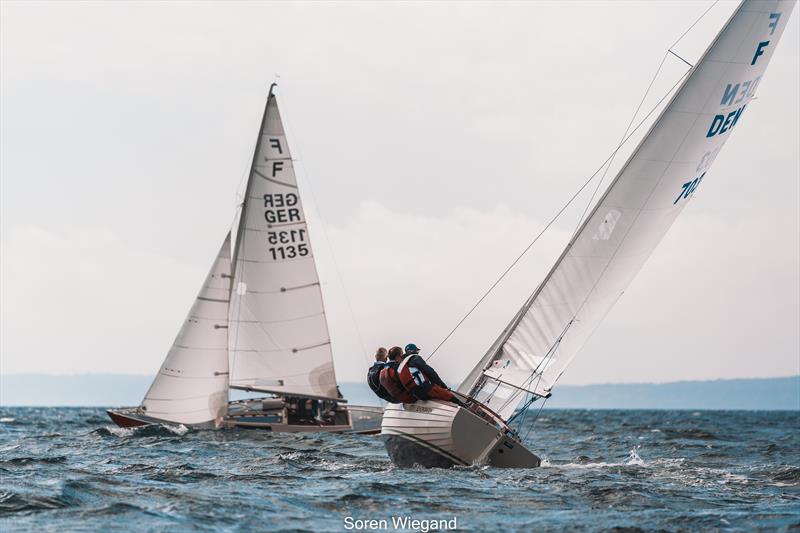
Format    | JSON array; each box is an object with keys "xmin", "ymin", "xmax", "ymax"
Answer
[
  {"xmin": 543, "ymin": 447, "xmax": 647, "ymax": 469},
  {"xmin": 0, "ymin": 456, "xmax": 68, "ymax": 466},
  {"xmin": 768, "ymin": 466, "xmax": 800, "ymax": 484},
  {"xmin": 91, "ymin": 424, "xmax": 189, "ymax": 438},
  {"xmin": 0, "ymin": 491, "xmax": 72, "ymax": 515},
  {"xmin": 661, "ymin": 428, "xmax": 718, "ymax": 440}
]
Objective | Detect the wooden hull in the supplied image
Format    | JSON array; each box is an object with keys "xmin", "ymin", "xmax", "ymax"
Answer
[
  {"xmin": 106, "ymin": 408, "xmax": 151, "ymax": 428},
  {"xmin": 381, "ymin": 401, "xmax": 540, "ymax": 468}
]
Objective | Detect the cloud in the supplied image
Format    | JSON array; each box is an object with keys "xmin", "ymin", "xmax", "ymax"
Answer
[
  {"xmin": 312, "ymin": 201, "xmax": 800, "ymax": 385},
  {"xmin": 1, "ymin": 200, "xmax": 797, "ymax": 389},
  {"xmin": 0, "ymin": 226, "xmax": 204, "ymax": 375}
]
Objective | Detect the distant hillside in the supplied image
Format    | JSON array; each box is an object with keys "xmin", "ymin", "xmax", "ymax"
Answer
[{"xmin": 0, "ymin": 374, "xmax": 797, "ymax": 410}]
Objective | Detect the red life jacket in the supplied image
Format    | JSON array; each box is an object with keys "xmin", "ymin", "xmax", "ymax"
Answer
[
  {"xmin": 379, "ymin": 365, "xmax": 416, "ymax": 403},
  {"xmin": 398, "ymin": 356, "xmax": 429, "ymax": 392}
]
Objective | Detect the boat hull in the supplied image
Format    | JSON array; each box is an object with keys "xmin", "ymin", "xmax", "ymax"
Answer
[
  {"xmin": 106, "ymin": 407, "xmax": 217, "ymax": 429},
  {"xmin": 108, "ymin": 400, "xmax": 383, "ymax": 434},
  {"xmin": 106, "ymin": 408, "xmax": 151, "ymax": 428},
  {"xmin": 346, "ymin": 405, "xmax": 384, "ymax": 435},
  {"xmin": 381, "ymin": 401, "xmax": 540, "ymax": 468}
]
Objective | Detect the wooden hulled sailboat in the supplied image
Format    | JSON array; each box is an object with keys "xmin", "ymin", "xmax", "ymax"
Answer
[
  {"xmin": 381, "ymin": 0, "xmax": 795, "ymax": 467},
  {"xmin": 108, "ymin": 86, "xmax": 382, "ymax": 433}
]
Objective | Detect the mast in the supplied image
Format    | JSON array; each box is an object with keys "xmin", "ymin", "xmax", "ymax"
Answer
[
  {"xmin": 459, "ymin": 0, "xmax": 796, "ymax": 419},
  {"xmin": 230, "ymin": 83, "xmax": 277, "ymax": 281}
]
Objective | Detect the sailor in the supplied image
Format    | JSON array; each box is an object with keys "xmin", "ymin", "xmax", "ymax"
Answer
[
  {"xmin": 379, "ymin": 346, "xmax": 416, "ymax": 404},
  {"xmin": 366, "ymin": 347, "xmax": 397, "ymax": 403},
  {"xmin": 397, "ymin": 343, "xmax": 465, "ymax": 407}
]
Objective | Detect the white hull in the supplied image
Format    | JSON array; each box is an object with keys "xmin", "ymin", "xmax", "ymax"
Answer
[{"xmin": 381, "ymin": 400, "xmax": 540, "ymax": 468}]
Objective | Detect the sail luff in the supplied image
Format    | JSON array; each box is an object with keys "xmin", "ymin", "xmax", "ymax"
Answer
[
  {"xmin": 459, "ymin": 0, "xmax": 795, "ymax": 417},
  {"xmin": 230, "ymin": 83, "xmax": 276, "ymax": 283},
  {"xmin": 228, "ymin": 84, "xmax": 275, "ymax": 383}
]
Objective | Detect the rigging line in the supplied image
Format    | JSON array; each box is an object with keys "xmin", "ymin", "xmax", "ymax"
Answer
[
  {"xmin": 426, "ymin": 67, "xmax": 692, "ymax": 363},
  {"xmin": 440, "ymin": 2, "xmax": 722, "ymax": 373},
  {"xmin": 279, "ymin": 94, "xmax": 371, "ymax": 367},
  {"xmin": 571, "ymin": 51, "xmax": 670, "ymax": 237},
  {"xmin": 670, "ymin": 0, "xmax": 720, "ymax": 50},
  {"xmin": 571, "ymin": 0, "xmax": 717, "ymax": 237},
  {"xmin": 523, "ymin": 395, "xmax": 549, "ymax": 442},
  {"xmin": 492, "ymin": 325, "xmax": 565, "ymax": 416},
  {"xmin": 668, "ymin": 50, "xmax": 694, "ymax": 68},
  {"xmin": 487, "ymin": 315, "xmax": 569, "ymax": 415},
  {"xmin": 548, "ymin": 1, "xmax": 746, "ymax": 394}
]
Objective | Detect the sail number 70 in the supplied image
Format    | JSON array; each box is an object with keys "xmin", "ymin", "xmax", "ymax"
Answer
[{"xmin": 673, "ymin": 172, "xmax": 706, "ymax": 205}]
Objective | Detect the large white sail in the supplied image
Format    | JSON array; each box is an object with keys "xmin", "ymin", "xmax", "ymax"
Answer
[
  {"xmin": 142, "ymin": 233, "xmax": 232, "ymax": 425},
  {"xmin": 228, "ymin": 87, "xmax": 339, "ymax": 400},
  {"xmin": 460, "ymin": 0, "xmax": 795, "ymax": 420}
]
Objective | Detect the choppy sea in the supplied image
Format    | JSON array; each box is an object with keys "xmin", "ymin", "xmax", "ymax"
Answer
[{"xmin": 1, "ymin": 408, "xmax": 798, "ymax": 532}]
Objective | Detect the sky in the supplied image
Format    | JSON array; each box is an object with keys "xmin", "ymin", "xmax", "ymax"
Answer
[{"xmin": 1, "ymin": 1, "xmax": 798, "ymax": 387}]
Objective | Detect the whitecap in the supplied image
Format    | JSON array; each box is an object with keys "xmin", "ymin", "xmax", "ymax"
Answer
[{"xmin": 625, "ymin": 446, "xmax": 645, "ymax": 466}]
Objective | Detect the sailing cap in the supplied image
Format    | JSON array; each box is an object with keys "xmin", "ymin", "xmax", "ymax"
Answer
[{"xmin": 404, "ymin": 343, "xmax": 420, "ymax": 355}]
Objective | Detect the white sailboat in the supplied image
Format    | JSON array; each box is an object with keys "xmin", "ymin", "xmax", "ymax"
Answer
[
  {"xmin": 108, "ymin": 86, "xmax": 383, "ymax": 433},
  {"xmin": 382, "ymin": 0, "xmax": 796, "ymax": 467}
]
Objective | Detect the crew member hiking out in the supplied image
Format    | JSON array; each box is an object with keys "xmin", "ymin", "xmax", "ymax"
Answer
[
  {"xmin": 397, "ymin": 343, "xmax": 465, "ymax": 407},
  {"xmin": 366, "ymin": 347, "xmax": 396, "ymax": 403},
  {"xmin": 379, "ymin": 346, "xmax": 416, "ymax": 404}
]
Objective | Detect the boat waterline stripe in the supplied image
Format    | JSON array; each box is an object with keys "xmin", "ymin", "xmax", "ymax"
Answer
[
  {"xmin": 384, "ymin": 429, "xmax": 468, "ymax": 466},
  {"xmin": 253, "ymin": 169, "xmax": 297, "ymax": 189}
]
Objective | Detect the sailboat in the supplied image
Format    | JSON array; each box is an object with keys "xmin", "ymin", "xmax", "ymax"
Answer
[
  {"xmin": 381, "ymin": 0, "xmax": 795, "ymax": 467},
  {"xmin": 108, "ymin": 86, "xmax": 383, "ymax": 433}
]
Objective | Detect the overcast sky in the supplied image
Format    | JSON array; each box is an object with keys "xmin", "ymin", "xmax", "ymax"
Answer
[{"xmin": 1, "ymin": 1, "xmax": 798, "ymax": 387}]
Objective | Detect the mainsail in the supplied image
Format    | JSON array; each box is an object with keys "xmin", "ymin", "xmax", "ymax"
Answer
[
  {"xmin": 142, "ymin": 233, "xmax": 232, "ymax": 425},
  {"xmin": 228, "ymin": 86, "xmax": 339, "ymax": 400},
  {"xmin": 459, "ymin": 0, "xmax": 796, "ymax": 420}
]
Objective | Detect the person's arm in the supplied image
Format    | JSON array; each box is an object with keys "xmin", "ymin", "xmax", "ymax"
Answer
[{"xmin": 409, "ymin": 355, "xmax": 448, "ymax": 388}]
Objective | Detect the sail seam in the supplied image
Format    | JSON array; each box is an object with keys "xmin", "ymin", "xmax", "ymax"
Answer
[
  {"xmin": 253, "ymin": 169, "xmax": 297, "ymax": 189},
  {"xmin": 229, "ymin": 340, "xmax": 331, "ymax": 354},
  {"xmin": 229, "ymin": 311, "xmax": 325, "ymax": 324}
]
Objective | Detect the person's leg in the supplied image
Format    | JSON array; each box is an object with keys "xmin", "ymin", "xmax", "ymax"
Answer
[
  {"xmin": 412, "ymin": 382, "xmax": 433, "ymax": 401},
  {"xmin": 427, "ymin": 385, "xmax": 454, "ymax": 401},
  {"xmin": 427, "ymin": 385, "xmax": 468, "ymax": 407}
]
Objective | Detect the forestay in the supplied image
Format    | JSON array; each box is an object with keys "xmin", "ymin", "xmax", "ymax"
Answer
[
  {"xmin": 459, "ymin": 0, "xmax": 796, "ymax": 421},
  {"xmin": 142, "ymin": 233, "xmax": 232, "ymax": 425},
  {"xmin": 228, "ymin": 87, "xmax": 339, "ymax": 400}
]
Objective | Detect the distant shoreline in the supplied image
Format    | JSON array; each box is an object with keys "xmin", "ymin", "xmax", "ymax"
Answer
[{"xmin": 1, "ymin": 374, "xmax": 797, "ymax": 410}]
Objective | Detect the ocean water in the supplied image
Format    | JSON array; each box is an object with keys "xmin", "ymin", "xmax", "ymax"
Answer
[{"xmin": 0, "ymin": 408, "xmax": 798, "ymax": 532}]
